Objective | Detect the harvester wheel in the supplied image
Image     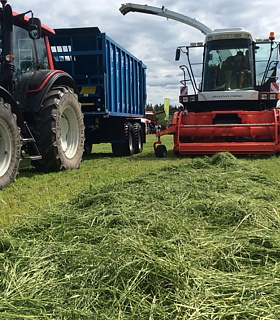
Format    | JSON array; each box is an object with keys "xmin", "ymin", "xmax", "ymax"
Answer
[
  {"xmin": 0, "ymin": 100, "xmax": 21, "ymax": 189},
  {"xmin": 133, "ymin": 122, "xmax": 143, "ymax": 154},
  {"xmin": 30, "ymin": 86, "xmax": 84, "ymax": 172},
  {"xmin": 155, "ymin": 144, "xmax": 167, "ymax": 158},
  {"xmin": 112, "ymin": 122, "xmax": 135, "ymax": 157}
]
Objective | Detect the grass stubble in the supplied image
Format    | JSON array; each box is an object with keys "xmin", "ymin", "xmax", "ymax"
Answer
[{"xmin": 0, "ymin": 137, "xmax": 280, "ymax": 319}]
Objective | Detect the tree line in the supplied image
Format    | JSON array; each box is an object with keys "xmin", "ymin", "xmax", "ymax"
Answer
[{"xmin": 146, "ymin": 103, "xmax": 182, "ymax": 127}]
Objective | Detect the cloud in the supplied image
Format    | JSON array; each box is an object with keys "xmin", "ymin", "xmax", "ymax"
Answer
[{"xmin": 11, "ymin": 0, "xmax": 280, "ymax": 106}]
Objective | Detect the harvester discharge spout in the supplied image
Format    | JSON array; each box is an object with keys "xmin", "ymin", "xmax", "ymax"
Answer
[{"xmin": 119, "ymin": 3, "xmax": 212, "ymax": 35}]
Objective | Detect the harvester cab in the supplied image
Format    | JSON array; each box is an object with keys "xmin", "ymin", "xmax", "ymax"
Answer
[
  {"xmin": 176, "ymin": 28, "xmax": 279, "ymax": 112},
  {"xmin": 120, "ymin": 3, "xmax": 280, "ymax": 156}
]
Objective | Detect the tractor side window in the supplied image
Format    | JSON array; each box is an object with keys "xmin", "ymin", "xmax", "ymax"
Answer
[
  {"xmin": 36, "ymin": 37, "xmax": 49, "ymax": 69},
  {"xmin": 13, "ymin": 26, "xmax": 36, "ymax": 74},
  {"xmin": 13, "ymin": 25, "xmax": 49, "ymax": 72}
]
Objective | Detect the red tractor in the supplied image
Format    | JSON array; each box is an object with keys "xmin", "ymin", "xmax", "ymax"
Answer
[{"xmin": 0, "ymin": 1, "xmax": 84, "ymax": 189}]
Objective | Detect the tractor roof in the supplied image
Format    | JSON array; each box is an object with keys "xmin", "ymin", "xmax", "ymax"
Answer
[{"xmin": 13, "ymin": 11, "xmax": 55, "ymax": 36}]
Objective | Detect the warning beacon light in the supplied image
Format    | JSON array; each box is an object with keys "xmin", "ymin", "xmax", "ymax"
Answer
[{"xmin": 269, "ymin": 32, "xmax": 275, "ymax": 41}]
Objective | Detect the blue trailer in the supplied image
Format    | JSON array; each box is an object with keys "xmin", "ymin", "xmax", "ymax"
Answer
[{"xmin": 49, "ymin": 27, "xmax": 147, "ymax": 156}]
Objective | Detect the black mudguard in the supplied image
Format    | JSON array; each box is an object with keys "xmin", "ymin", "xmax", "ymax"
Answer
[{"xmin": 23, "ymin": 69, "xmax": 79, "ymax": 114}]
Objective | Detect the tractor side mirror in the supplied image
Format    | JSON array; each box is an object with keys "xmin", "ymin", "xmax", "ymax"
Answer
[
  {"xmin": 28, "ymin": 17, "xmax": 41, "ymax": 39},
  {"xmin": 175, "ymin": 48, "xmax": 181, "ymax": 61}
]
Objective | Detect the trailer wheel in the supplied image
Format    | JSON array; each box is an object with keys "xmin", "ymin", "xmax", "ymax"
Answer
[
  {"xmin": 84, "ymin": 141, "xmax": 93, "ymax": 155},
  {"xmin": 30, "ymin": 86, "xmax": 84, "ymax": 172},
  {"xmin": 133, "ymin": 122, "xmax": 143, "ymax": 154},
  {"xmin": 112, "ymin": 122, "xmax": 134, "ymax": 156},
  {"xmin": 155, "ymin": 144, "xmax": 167, "ymax": 158},
  {"xmin": 0, "ymin": 101, "xmax": 21, "ymax": 189}
]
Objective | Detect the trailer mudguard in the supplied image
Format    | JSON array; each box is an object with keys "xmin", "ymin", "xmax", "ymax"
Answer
[
  {"xmin": 23, "ymin": 69, "xmax": 79, "ymax": 114},
  {"xmin": 0, "ymin": 86, "xmax": 25, "ymax": 131}
]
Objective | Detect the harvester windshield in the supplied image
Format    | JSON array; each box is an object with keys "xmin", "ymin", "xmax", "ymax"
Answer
[{"xmin": 203, "ymin": 38, "xmax": 254, "ymax": 91}]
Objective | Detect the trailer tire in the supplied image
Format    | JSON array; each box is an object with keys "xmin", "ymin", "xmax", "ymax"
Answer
[
  {"xmin": 84, "ymin": 141, "xmax": 93, "ymax": 155},
  {"xmin": 0, "ymin": 101, "xmax": 21, "ymax": 189},
  {"xmin": 133, "ymin": 122, "xmax": 143, "ymax": 154},
  {"xmin": 155, "ymin": 144, "xmax": 167, "ymax": 158},
  {"xmin": 30, "ymin": 86, "xmax": 84, "ymax": 172},
  {"xmin": 112, "ymin": 122, "xmax": 134, "ymax": 157}
]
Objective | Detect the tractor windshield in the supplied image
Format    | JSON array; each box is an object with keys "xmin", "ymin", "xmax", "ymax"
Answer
[{"xmin": 203, "ymin": 38, "xmax": 254, "ymax": 91}]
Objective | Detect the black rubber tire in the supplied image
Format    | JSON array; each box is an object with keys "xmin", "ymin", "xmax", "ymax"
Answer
[
  {"xmin": 133, "ymin": 122, "xmax": 143, "ymax": 154},
  {"xmin": 112, "ymin": 122, "xmax": 135, "ymax": 157},
  {"xmin": 155, "ymin": 144, "xmax": 167, "ymax": 158},
  {"xmin": 84, "ymin": 141, "xmax": 93, "ymax": 155},
  {"xmin": 0, "ymin": 100, "xmax": 21, "ymax": 189},
  {"xmin": 30, "ymin": 86, "xmax": 85, "ymax": 172}
]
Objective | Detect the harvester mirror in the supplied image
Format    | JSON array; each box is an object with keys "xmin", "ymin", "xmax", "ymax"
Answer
[
  {"xmin": 175, "ymin": 48, "xmax": 181, "ymax": 61},
  {"xmin": 28, "ymin": 17, "xmax": 41, "ymax": 39}
]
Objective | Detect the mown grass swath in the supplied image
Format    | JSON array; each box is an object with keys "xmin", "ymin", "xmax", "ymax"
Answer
[{"xmin": 1, "ymin": 136, "xmax": 280, "ymax": 318}]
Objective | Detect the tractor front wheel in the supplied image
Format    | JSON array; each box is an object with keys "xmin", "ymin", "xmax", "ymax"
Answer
[
  {"xmin": 31, "ymin": 86, "xmax": 84, "ymax": 172},
  {"xmin": 0, "ymin": 100, "xmax": 21, "ymax": 189}
]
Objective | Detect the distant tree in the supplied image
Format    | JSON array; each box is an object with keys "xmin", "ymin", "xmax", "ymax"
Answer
[
  {"xmin": 146, "ymin": 103, "xmax": 153, "ymax": 111},
  {"xmin": 145, "ymin": 103, "xmax": 182, "ymax": 127}
]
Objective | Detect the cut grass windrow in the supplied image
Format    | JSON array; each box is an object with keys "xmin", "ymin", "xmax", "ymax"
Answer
[{"xmin": 1, "ymin": 141, "xmax": 280, "ymax": 318}]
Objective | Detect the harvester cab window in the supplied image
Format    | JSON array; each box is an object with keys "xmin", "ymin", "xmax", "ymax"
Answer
[
  {"xmin": 203, "ymin": 39, "xmax": 254, "ymax": 91},
  {"xmin": 255, "ymin": 42, "xmax": 278, "ymax": 91}
]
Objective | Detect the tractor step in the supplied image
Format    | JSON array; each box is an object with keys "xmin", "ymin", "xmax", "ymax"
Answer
[
  {"xmin": 21, "ymin": 122, "xmax": 42, "ymax": 159},
  {"xmin": 21, "ymin": 137, "xmax": 36, "ymax": 143},
  {"xmin": 21, "ymin": 154, "xmax": 42, "ymax": 160}
]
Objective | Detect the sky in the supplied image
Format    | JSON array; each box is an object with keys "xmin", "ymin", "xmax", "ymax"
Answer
[{"xmin": 11, "ymin": 0, "xmax": 280, "ymax": 106}]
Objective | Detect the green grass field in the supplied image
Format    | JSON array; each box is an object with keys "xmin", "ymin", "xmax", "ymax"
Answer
[{"xmin": 1, "ymin": 135, "xmax": 280, "ymax": 319}]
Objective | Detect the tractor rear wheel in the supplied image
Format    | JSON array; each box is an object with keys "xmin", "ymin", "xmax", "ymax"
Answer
[
  {"xmin": 0, "ymin": 100, "xmax": 21, "ymax": 189},
  {"xmin": 30, "ymin": 86, "xmax": 84, "ymax": 172}
]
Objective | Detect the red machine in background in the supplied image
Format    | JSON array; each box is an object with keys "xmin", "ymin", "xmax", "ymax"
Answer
[{"xmin": 120, "ymin": 3, "xmax": 280, "ymax": 157}]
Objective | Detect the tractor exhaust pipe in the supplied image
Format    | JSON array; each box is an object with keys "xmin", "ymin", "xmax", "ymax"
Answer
[{"xmin": 0, "ymin": 0, "xmax": 14, "ymax": 89}]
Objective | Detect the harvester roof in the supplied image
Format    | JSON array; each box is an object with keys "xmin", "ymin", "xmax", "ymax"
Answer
[{"xmin": 206, "ymin": 27, "xmax": 253, "ymax": 42}]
